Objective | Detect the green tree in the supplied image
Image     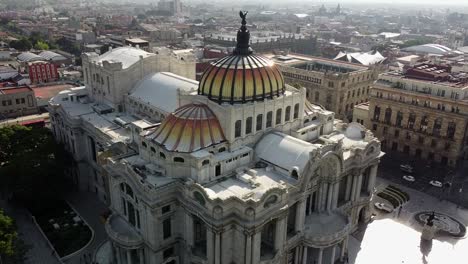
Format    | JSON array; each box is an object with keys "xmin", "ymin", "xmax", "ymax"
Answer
[
  {"xmin": 0, "ymin": 209, "xmax": 16, "ymax": 257},
  {"xmin": 34, "ymin": 40, "xmax": 49, "ymax": 50},
  {"xmin": 8, "ymin": 38, "xmax": 32, "ymax": 51},
  {"xmin": 0, "ymin": 126, "xmax": 72, "ymax": 211},
  {"xmin": 0, "ymin": 209, "xmax": 28, "ymax": 264}
]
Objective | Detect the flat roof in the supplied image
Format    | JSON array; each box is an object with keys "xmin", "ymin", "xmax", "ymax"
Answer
[
  {"xmin": 32, "ymin": 84, "xmax": 75, "ymax": 99},
  {"xmin": 0, "ymin": 86, "xmax": 32, "ymax": 95}
]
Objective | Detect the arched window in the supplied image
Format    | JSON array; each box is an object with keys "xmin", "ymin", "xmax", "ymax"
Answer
[
  {"xmin": 264, "ymin": 195, "xmax": 278, "ymax": 208},
  {"xmin": 408, "ymin": 113, "xmax": 416, "ymax": 129},
  {"xmin": 202, "ymin": 160, "xmax": 210, "ymax": 166},
  {"xmin": 174, "ymin": 157, "xmax": 184, "ymax": 163},
  {"xmin": 396, "ymin": 111, "xmax": 403, "ymax": 127},
  {"xmin": 266, "ymin": 111, "xmax": 273, "ymax": 128},
  {"xmin": 120, "ymin": 182, "xmax": 134, "ymax": 198},
  {"xmin": 142, "ymin": 141, "xmax": 147, "ymax": 148},
  {"xmin": 373, "ymin": 106, "xmax": 381, "ymax": 121},
  {"xmin": 150, "ymin": 147, "xmax": 156, "ymax": 153},
  {"xmin": 120, "ymin": 183, "xmax": 140, "ymax": 228},
  {"xmin": 314, "ymin": 91, "xmax": 320, "ymax": 101},
  {"xmin": 447, "ymin": 122, "xmax": 456, "ymax": 139},
  {"xmin": 235, "ymin": 120, "xmax": 242, "ymax": 138},
  {"xmin": 256, "ymin": 114, "xmax": 263, "ymax": 131},
  {"xmin": 160, "ymin": 152, "xmax": 166, "ymax": 159},
  {"xmin": 246, "ymin": 117, "xmax": 252, "ymax": 134},
  {"xmin": 194, "ymin": 191, "xmax": 206, "ymax": 206},
  {"xmin": 433, "ymin": 118, "xmax": 442, "ymax": 136},
  {"xmin": 293, "ymin": 104, "xmax": 299, "ymax": 119},
  {"xmin": 285, "ymin": 106, "xmax": 291, "ymax": 122},
  {"xmin": 291, "ymin": 169, "xmax": 299, "ymax": 180},
  {"xmin": 384, "ymin": 107, "xmax": 392, "ymax": 124},
  {"xmin": 276, "ymin": 108, "xmax": 282, "ymax": 125}
]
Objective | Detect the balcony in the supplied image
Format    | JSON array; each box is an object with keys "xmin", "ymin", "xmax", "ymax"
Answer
[
  {"xmin": 303, "ymin": 211, "xmax": 351, "ymax": 247},
  {"xmin": 105, "ymin": 214, "xmax": 143, "ymax": 248}
]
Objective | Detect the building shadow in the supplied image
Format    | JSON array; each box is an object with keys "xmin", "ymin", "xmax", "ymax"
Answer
[{"xmin": 420, "ymin": 238, "xmax": 433, "ymax": 264}]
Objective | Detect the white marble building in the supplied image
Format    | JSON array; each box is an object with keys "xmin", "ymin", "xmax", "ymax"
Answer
[{"xmin": 49, "ymin": 15, "xmax": 382, "ymax": 264}]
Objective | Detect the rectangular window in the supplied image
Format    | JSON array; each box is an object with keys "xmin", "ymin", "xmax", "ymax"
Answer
[
  {"xmin": 163, "ymin": 219, "xmax": 171, "ymax": 239},
  {"xmin": 162, "ymin": 205, "xmax": 171, "ymax": 214},
  {"xmin": 266, "ymin": 111, "xmax": 272, "ymax": 128}
]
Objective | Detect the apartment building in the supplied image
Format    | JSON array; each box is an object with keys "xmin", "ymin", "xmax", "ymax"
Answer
[
  {"xmin": 368, "ymin": 63, "xmax": 468, "ymax": 166},
  {"xmin": 266, "ymin": 53, "xmax": 383, "ymax": 121}
]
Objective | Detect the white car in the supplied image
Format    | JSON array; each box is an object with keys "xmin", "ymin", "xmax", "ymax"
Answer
[
  {"xmin": 403, "ymin": 175, "xmax": 415, "ymax": 182},
  {"xmin": 374, "ymin": 202, "xmax": 393, "ymax": 213},
  {"xmin": 400, "ymin": 164, "xmax": 413, "ymax": 173},
  {"xmin": 429, "ymin": 180, "xmax": 442, "ymax": 188}
]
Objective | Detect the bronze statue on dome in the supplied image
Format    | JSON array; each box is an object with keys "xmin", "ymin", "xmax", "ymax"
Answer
[{"xmin": 239, "ymin": 11, "xmax": 248, "ymax": 25}]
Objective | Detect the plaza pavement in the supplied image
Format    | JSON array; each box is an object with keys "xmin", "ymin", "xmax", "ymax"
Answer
[{"xmin": 347, "ymin": 177, "xmax": 468, "ymax": 264}]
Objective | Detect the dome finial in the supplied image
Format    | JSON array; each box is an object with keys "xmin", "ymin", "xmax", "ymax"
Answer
[{"xmin": 234, "ymin": 11, "xmax": 253, "ymax": 55}]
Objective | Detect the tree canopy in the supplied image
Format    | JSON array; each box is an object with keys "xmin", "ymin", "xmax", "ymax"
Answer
[
  {"xmin": 34, "ymin": 40, "xmax": 49, "ymax": 50},
  {"xmin": 8, "ymin": 38, "xmax": 32, "ymax": 51},
  {"xmin": 0, "ymin": 209, "xmax": 28, "ymax": 263},
  {"xmin": 0, "ymin": 125, "xmax": 72, "ymax": 211}
]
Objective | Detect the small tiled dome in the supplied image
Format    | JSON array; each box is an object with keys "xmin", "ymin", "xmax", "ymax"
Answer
[
  {"xmin": 198, "ymin": 11, "xmax": 285, "ymax": 104},
  {"xmin": 148, "ymin": 104, "xmax": 226, "ymax": 153}
]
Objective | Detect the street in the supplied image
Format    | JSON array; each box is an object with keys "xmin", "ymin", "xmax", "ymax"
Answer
[{"xmin": 378, "ymin": 152, "xmax": 468, "ymax": 207}]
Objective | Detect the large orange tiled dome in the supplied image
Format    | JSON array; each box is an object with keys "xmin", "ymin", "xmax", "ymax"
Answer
[
  {"xmin": 148, "ymin": 104, "xmax": 226, "ymax": 153},
  {"xmin": 198, "ymin": 54, "xmax": 285, "ymax": 104},
  {"xmin": 198, "ymin": 12, "xmax": 285, "ymax": 104}
]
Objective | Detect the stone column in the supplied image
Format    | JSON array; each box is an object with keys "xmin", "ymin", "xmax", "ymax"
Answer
[
  {"xmin": 332, "ymin": 182, "xmax": 339, "ymax": 209},
  {"xmin": 326, "ymin": 183, "xmax": 333, "ymax": 211},
  {"xmin": 367, "ymin": 165, "xmax": 378, "ymax": 193},
  {"xmin": 317, "ymin": 248, "xmax": 323, "ymax": 264},
  {"xmin": 252, "ymin": 231, "xmax": 261, "ymax": 264},
  {"xmin": 355, "ymin": 174, "xmax": 363, "ymax": 200},
  {"xmin": 340, "ymin": 237, "xmax": 348, "ymax": 260},
  {"xmin": 350, "ymin": 175, "xmax": 357, "ymax": 201},
  {"xmin": 294, "ymin": 246, "xmax": 300, "ymax": 264},
  {"xmin": 207, "ymin": 229, "xmax": 214, "ymax": 264},
  {"xmin": 302, "ymin": 246, "xmax": 308, "ymax": 264},
  {"xmin": 115, "ymin": 246, "xmax": 122, "ymax": 264},
  {"xmin": 295, "ymin": 199, "xmax": 306, "ymax": 232},
  {"xmin": 316, "ymin": 185, "xmax": 323, "ymax": 212},
  {"xmin": 321, "ymin": 183, "xmax": 329, "ymax": 211},
  {"xmin": 345, "ymin": 175, "xmax": 352, "ymax": 201},
  {"xmin": 330, "ymin": 246, "xmax": 336, "ymax": 264},
  {"xmin": 214, "ymin": 231, "xmax": 221, "ymax": 264},
  {"xmin": 139, "ymin": 248, "xmax": 144, "ymax": 264},
  {"xmin": 126, "ymin": 250, "xmax": 132, "ymax": 264},
  {"xmin": 275, "ymin": 217, "xmax": 287, "ymax": 252},
  {"xmin": 185, "ymin": 213, "xmax": 194, "ymax": 248},
  {"xmin": 245, "ymin": 231, "xmax": 252, "ymax": 264}
]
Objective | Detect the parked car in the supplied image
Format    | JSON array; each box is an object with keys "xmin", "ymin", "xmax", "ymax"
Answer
[
  {"xmin": 403, "ymin": 175, "xmax": 415, "ymax": 182},
  {"xmin": 374, "ymin": 202, "xmax": 393, "ymax": 213},
  {"xmin": 400, "ymin": 164, "xmax": 413, "ymax": 173},
  {"xmin": 429, "ymin": 180, "xmax": 442, "ymax": 188}
]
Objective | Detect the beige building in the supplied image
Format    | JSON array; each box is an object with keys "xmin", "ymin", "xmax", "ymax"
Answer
[
  {"xmin": 265, "ymin": 53, "xmax": 383, "ymax": 121},
  {"xmin": 0, "ymin": 86, "xmax": 38, "ymax": 118},
  {"xmin": 367, "ymin": 63, "xmax": 468, "ymax": 166}
]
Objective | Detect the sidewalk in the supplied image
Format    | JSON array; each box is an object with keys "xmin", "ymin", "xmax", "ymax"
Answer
[
  {"xmin": 64, "ymin": 191, "xmax": 109, "ymax": 264},
  {"xmin": 0, "ymin": 199, "xmax": 62, "ymax": 264}
]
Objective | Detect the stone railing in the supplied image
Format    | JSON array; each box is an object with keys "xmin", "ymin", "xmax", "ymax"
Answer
[
  {"xmin": 304, "ymin": 221, "xmax": 351, "ymax": 247},
  {"xmin": 105, "ymin": 214, "xmax": 143, "ymax": 248}
]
